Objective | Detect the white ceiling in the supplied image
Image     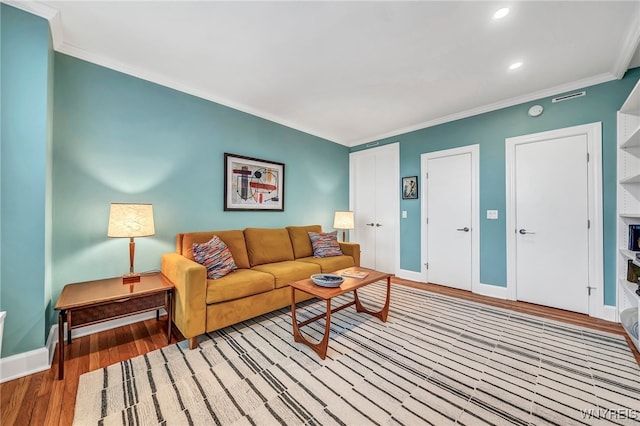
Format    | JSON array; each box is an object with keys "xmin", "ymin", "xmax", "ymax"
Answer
[{"xmin": 8, "ymin": 1, "xmax": 640, "ymax": 147}]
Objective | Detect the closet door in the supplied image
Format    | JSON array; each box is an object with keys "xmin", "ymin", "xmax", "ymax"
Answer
[
  {"xmin": 350, "ymin": 143, "xmax": 399, "ymax": 274},
  {"xmin": 507, "ymin": 129, "xmax": 592, "ymax": 314},
  {"xmin": 351, "ymin": 150, "xmax": 378, "ymax": 268}
]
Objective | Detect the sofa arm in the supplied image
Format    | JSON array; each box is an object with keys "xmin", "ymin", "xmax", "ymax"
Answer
[
  {"xmin": 161, "ymin": 253, "xmax": 207, "ymax": 344},
  {"xmin": 339, "ymin": 242, "xmax": 360, "ymax": 267}
]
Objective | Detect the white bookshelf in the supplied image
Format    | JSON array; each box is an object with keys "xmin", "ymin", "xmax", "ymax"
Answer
[
  {"xmin": 620, "ymin": 248, "xmax": 637, "ymax": 261},
  {"xmin": 617, "ymin": 79, "xmax": 640, "ymax": 353}
]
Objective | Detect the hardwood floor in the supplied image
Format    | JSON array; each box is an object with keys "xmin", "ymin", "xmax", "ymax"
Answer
[
  {"xmin": 395, "ymin": 277, "xmax": 640, "ymax": 365},
  {"xmin": 1, "ymin": 278, "xmax": 638, "ymax": 426}
]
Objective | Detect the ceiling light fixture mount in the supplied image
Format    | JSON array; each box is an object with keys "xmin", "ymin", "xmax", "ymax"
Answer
[
  {"xmin": 492, "ymin": 8, "xmax": 510, "ymax": 20},
  {"xmin": 528, "ymin": 105, "xmax": 544, "ymax": 117},
  {"xmin": 509, "ymin": 62, "xmax": 523, "ymax": 70}
]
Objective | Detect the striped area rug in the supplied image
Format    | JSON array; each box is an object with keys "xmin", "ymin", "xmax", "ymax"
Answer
[{"xmin": 74, "ymin": 282, "xmax": 640, "ymax": 425}]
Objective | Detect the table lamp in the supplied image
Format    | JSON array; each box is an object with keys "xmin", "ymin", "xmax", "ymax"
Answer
[
  {"xmin": 107, "ymin": 203, "xmax": 155, "ymax": 283},
  {"xmin": 333, "ymin": 211, "xmax": 354, "ymax": 242}
]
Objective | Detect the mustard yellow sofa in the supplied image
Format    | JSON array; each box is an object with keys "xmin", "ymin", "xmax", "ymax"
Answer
[{"xmin": 161, "ymin": 225, "xmax": 360, "ymax": 349}]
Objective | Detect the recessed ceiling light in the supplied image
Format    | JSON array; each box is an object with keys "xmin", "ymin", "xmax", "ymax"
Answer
[
  {"xmin": 493, "ymin": 8, "xmax": 510, "ymax": 20},
  {"xmin": 509, "ymin": 61, "xmax": 523, "ymax": 70}
]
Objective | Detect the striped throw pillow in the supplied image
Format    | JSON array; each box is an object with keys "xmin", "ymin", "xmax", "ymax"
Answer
[
  {"xmin": 193, "ymin": 235, "xmax": 237, "ymax": 279},
  {"xmin": 308, "ymin": 231, "xmax": 343, "ymax": 258}
]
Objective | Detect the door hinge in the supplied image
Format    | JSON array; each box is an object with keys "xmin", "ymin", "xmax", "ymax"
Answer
[
  {"xmin": 425, "ymin": 173, "xmax": 428, "ymax": 179},
  {"xmin": 588, "ymin": 219, "xmax": 590, "ymax": 229},
  {"xmin": 426, "ymin": 218, "xmax": 429, "ymax": 224},
  {"xmin": 587, "ymin": 152, "xmax": 590, "ymax": 162}
]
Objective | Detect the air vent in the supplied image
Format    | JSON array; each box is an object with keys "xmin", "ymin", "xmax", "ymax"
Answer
[{"xmin": 552, "ymin": 91, "xmax": 586, "ymax": 103}]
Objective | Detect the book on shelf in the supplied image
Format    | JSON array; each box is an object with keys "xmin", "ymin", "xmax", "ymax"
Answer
[
  {"xmin": 629, "ymin": 224, "xmax": 640, "ymax": 251},
  {"xmin": 341, "ymin": 269, "xmax": 369, "ymax": 279}
]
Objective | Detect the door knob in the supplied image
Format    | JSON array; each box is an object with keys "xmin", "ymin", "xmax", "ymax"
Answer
[
  {"xmin": 375, "ymin": 223, "xmax": 382, "ymax": 227},
  {"xmin": 456, "ymin": 227, "xmax": 470, "ymax": 232},
  {"xmin": 365, "ymin": 223, "xmax": 375, "ymax": 227},
  {"xmin": 518, "ymin": 229, "xmax": 536, "ymax": 235}
]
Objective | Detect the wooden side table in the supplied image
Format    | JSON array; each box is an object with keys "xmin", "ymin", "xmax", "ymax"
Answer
[{"xmin": 54, "ymin": 272, "xmax": 174, "ymax": 380}]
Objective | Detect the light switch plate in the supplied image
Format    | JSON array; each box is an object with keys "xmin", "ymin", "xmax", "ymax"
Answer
[
  {"xmin": 402, "ymin": 210, "xmax": 407, "ymax": 218},
  {"xmin": 487, "ymin": 210, "xmax": 498, "ymax": 220}
]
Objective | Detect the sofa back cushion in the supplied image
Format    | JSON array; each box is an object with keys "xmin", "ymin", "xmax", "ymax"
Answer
[
  {"xmin": 287, "ymin": 225, "xmax": 322, "ymax": 259},
  {"xmin": 178, "ymin": 230, "xmax": 250, "ymax": 269},
  {"xmin": 244, "ymin": 227, "xmax": 295, "ymax": 266}
]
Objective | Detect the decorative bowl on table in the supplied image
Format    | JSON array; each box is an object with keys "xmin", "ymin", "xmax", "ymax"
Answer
[{"xmin": 310, "ymin": 274, "xmax": 344, "ymax": 288}]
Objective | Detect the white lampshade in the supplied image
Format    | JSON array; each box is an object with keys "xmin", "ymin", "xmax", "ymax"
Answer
[
  {"xmin": 107, "ymin": 203, "xmax": 155, "ymax": 238},
  {"xmin": 333, "ymin": 211, "xmax": 354, "ymax": 230}
]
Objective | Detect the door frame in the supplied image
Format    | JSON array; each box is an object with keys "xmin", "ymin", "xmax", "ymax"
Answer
[
  {"xmin": 349, "ymin": 142, "xmax": 400, "ymax": 275},
  {"xmin": 505, "ymin": 122, "xmax": 603, "ymax": 318},
  {"xmin": 420, "ymin": 144, "xmax": 480, "ymax": 292}
]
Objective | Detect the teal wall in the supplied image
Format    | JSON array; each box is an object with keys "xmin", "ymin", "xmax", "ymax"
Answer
[
  {"xmin": 2, "ymin": 3, "xmax": 639, "ymax": 359},
  {"xmin": 0, "ymin": 4, "xmax": 53, "ymax": 357},
  {"xmin": 353, "ymin": 68, "xmax": 640, "ymax": 306},
  {"xmin": 49, "ymin": 54, "xmax": 350, "ymax": 327}
]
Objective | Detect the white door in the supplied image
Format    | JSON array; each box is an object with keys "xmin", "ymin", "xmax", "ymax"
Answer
[
  {"xmin": 506, "ymin": 123, "xmax": 603, "ymax": 316},
  {"xmin": 422, "ymin": 146, "xmax": 478, "ymax": 291},
  {"xmin": 350, "ymin": 143, "xmax": 399, "ymax": 274},
  {"xmin": 372, "ymin": 150, "xmax": 398, "ymax": 274},
  {"xmin": 351, "ymin": 151, "xmax": 377, "ymax": 268}
]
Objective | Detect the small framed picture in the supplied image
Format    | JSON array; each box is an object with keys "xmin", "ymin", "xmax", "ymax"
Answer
[{"xmin": 402, "ymin": 176, "xmax": 418, "ymax": 199}]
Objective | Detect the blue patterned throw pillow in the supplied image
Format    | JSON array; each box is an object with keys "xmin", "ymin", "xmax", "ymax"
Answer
[
  {"xmin": 308, "ymin": 231, "xmax": 343, "ymax": 258},
  {"xmin": 193, "ymin": 235, "xmax": 237, "ymax": 279}
]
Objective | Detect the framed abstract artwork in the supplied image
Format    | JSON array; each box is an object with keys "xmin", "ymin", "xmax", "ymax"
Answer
[
  {"xmin": 224, "ymin": 153, "xmax": 285, "ymax": 211},
  {"xmin": 402, "ymin": 176, "xmax": 418, "ymax": 199}
]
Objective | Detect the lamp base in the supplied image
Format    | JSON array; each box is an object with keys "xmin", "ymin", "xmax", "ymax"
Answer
[{"xmin": 122, "ymin": 273, "xmax": 141, "ymax": 284}]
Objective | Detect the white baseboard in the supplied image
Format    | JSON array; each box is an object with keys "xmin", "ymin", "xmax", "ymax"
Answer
[
  {"xmin": 476, "ymin": 282, "xmax": 508, "ymax": 299},
  {"xmin": 46, "ymin": 322, "xmax": 57, "ymax": 365},
  {"xmin": 396, "ymin": 270, "xmax": 509, "ymax": 301},
  {"xmin": 387, "ymin": 273, "xmax": 619, "ymax": 325},
  {"xmin": 602, "ymin": 304, "xmax": 617, "ymax": 323},
  {"xmin": 1, "ymin": 310, "xmax": 164, "ymax": 383},
  {"xmin": 397, "ymin": 268, "xmax": 425, "ymax": 283},
  {"xmin": 0, "ymin": 347, "xmax": 51, "ymax": 383}
]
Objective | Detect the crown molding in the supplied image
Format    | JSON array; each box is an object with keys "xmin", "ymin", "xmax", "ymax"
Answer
[
  {"xmin": 613, "ymin": 12, "xmax": 640, "ymax": 79},
  {"xmin": 4, "ymin": 1, "xmax": 341, "ymax": 144},
  {"xmin": 2, "ymin": 0, "xmax": 63, "ymax": 48},
  {"xmin": 56, "ymin": 41, "xmax": 342, "ymax": 145},
  {"xmin": 346, "ymin": 72, "xmax": 617, "ymax": 147},
  {"xmin": 3, "ymin": 0, "xmax": 56, "ymax": 19},
  {"xmin": 4, "ymin": 1, "xmax": 633, "ymax": 148}
]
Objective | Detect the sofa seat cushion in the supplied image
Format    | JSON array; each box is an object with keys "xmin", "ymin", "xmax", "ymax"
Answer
[
  {"xmin": 206, "ymin": 269, "xmax": 275, "ymax": 304},
  {"xmin": 252, "ymin": 261, "xmax": 321, "ymax": 288},
  {"xmin": 297, "ymin": 255, "xmax": 355, "ymax": 273},
  {"xmin": 244, "ymin": 228, "xmax": 295, "ymax": 266}
]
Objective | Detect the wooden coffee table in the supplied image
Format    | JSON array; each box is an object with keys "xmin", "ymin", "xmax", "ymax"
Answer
[{"xmin": 289, "ymin": 267, "xmax": 392, "ymax": 359}]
